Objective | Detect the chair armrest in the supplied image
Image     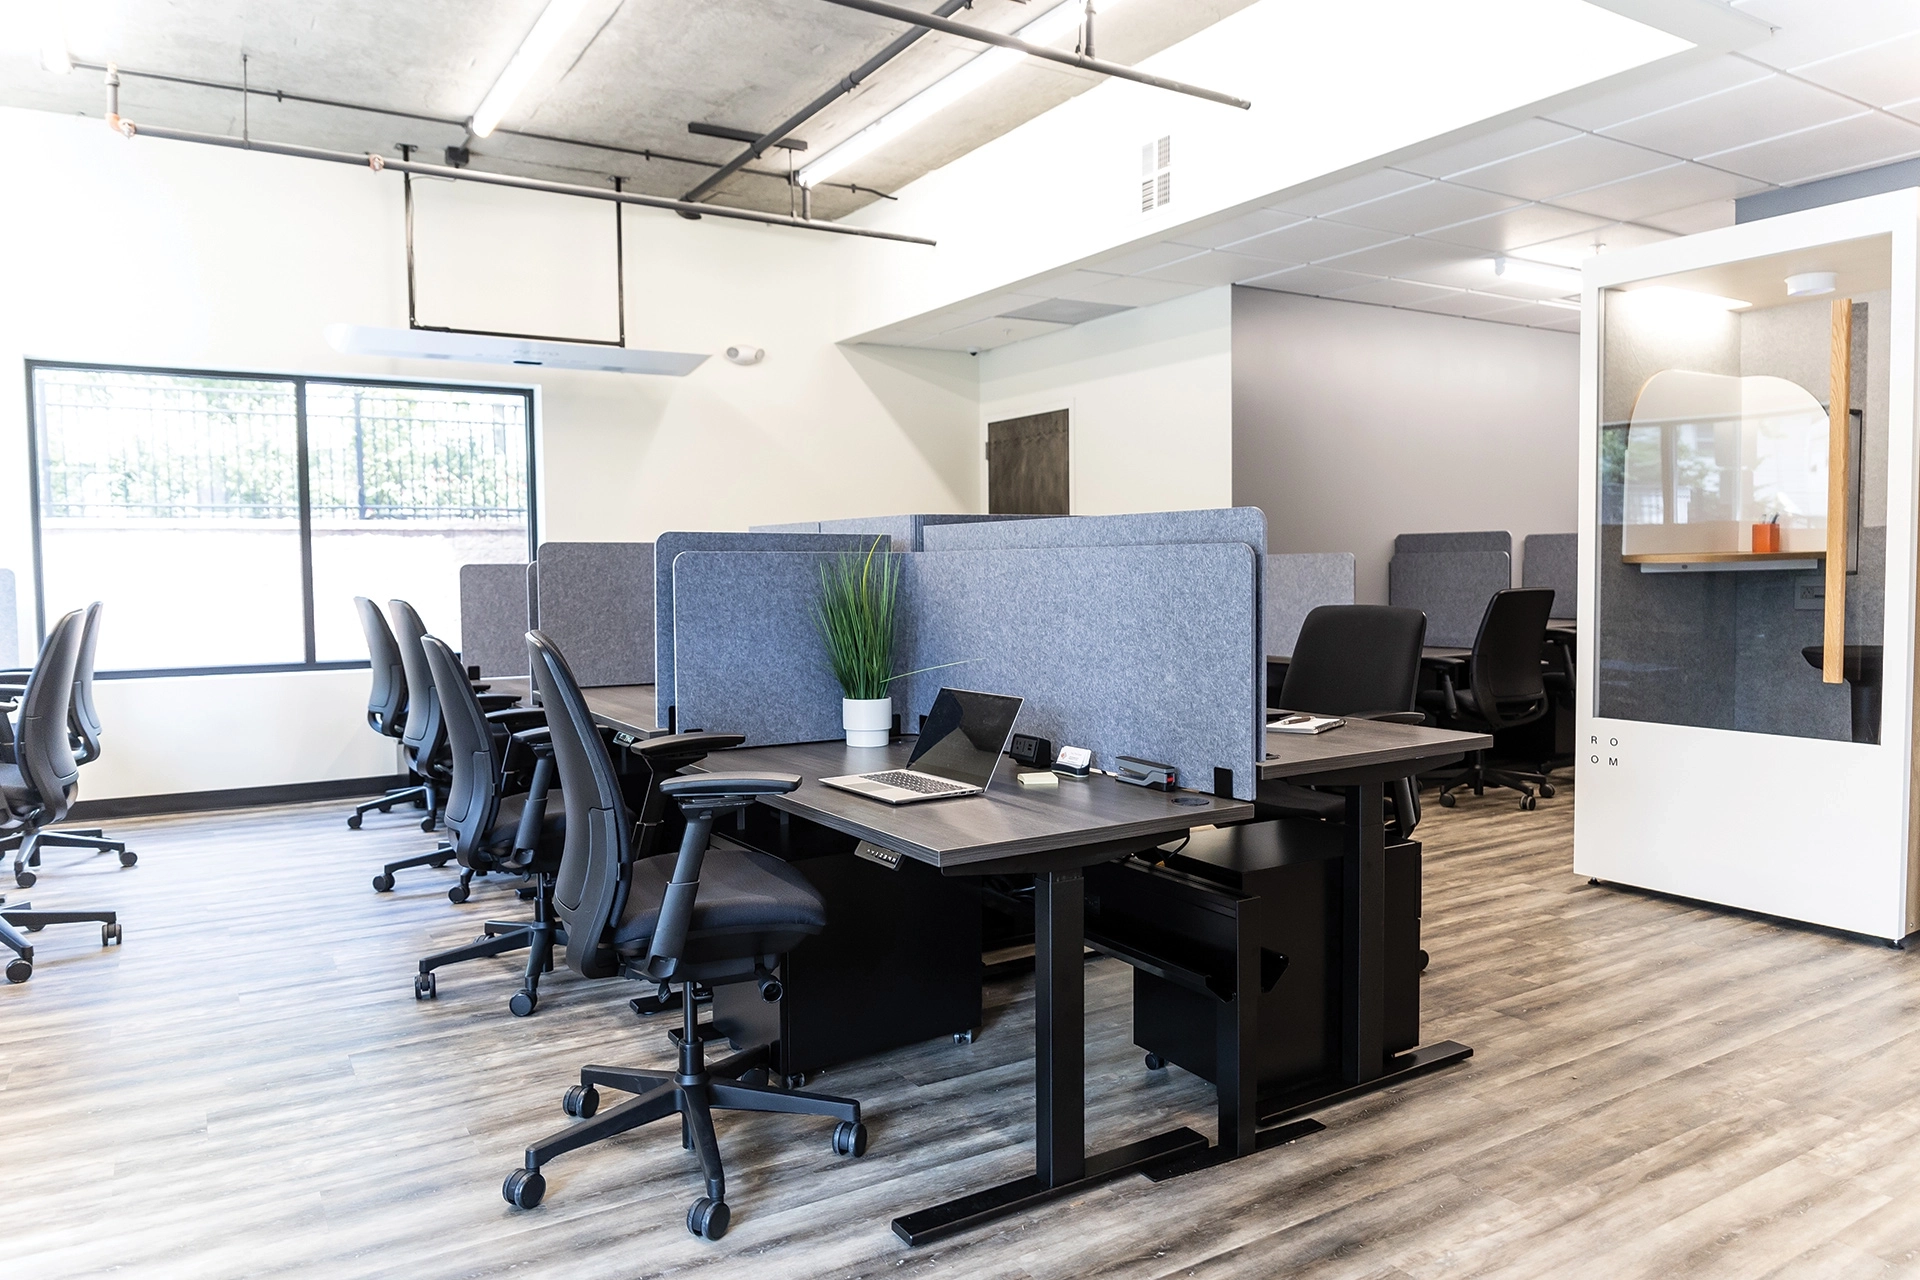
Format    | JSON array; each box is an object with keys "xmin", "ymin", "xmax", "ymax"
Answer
[
  {"xmin": 486, "ymin": 707, "xmax": 547, "ymax": 731},
  {"xmin": 476, "ymin": 692, "xmax": 522, "ymax": 711},
  {"xmin": 1354, "ymin": 710, "xmax": 1427, "ymax": 725}
]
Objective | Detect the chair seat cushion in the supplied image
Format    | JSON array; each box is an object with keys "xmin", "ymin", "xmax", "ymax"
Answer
[
  {"xmin": 613, "ymin": 845, "xmax": 826, "ymax": 952},
  {"xmin": 0, "ymin": 761, "xmax": 36, "ymax": 817}
]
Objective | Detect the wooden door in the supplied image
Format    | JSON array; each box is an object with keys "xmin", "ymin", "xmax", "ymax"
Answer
[{"xmin": 986, "ymin": 410, "xmax": 1069, "ymax": 515}]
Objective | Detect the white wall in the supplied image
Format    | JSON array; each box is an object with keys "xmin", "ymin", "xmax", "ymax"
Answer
[
  {"xmin": 977, "ymin": 288, "xmax": 1233, "ymax": 514},
  {"xmin": 0, "ymin": 108, "xmax": 979, "ymax": 801},
  {"xmin": 1231, "ymin": 289, "xmax": 1579, "ymax": 603}
]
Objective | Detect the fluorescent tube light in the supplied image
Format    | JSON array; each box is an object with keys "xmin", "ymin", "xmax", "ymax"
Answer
[
  {"xmin": 1491, "ymin": 256, "xmax": 1581, "ymax": 293},
  {"xmin": 38, "ymin": 7, "xmax": 71, "ymax": 73},
  {"xmin": 799, "ymin": 0, "xmax": 1110, "ymax": 189},
  {"xmin": 1626, "ymin": 285, "xmax": 1750, "ymax": 312},
  {"xmin": 468, "ymin": 0, "xmax": 592, "ymax": 139}
]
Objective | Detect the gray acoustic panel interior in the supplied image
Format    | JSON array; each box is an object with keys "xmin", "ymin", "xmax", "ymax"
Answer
[
  {"xmin": 1521, "ymin": 533, "xmax": 1578, "ymax": 620},
  {"xmin": 820, "ymin": 516, "xmax": 918, "ymax": 549},
  {"xmin": 671, "ymin": 552, "xmax": 851, "ymax": 745},
  {"xmin": 1389, "ymin": 550, "xmax": 1511, "ymax": 648},
  {"xmin": 458, "ymin": 563, "xmax": 531, "ymax": 677},
  {"xmin": 534, "ymin": 542, "xmax": 654, "ymax": 688},
  {"xmin": 526, "ymin": 562, "xmax": 540, "ymax": 630},
  {"xmin": 897, "ymin": 544, "xmax": 1261, "ymax": 799},
  {"xmin": 1394, "ymin": 530, "xmax": 1512, "ymax": 555},
  {"xmin": 1266, "ymin": 553, "xmax": 1355, "ymax": 657},
  {"xmin": 654, "ymin": 532, "xmax": 884, "ymax": 726},
  {"xmin": 0, "ymin": 568, "xmax": 15, "ymax": 668}
]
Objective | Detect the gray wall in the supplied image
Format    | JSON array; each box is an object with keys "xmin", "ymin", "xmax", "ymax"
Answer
[{"xmin": 1231, "ymin": 289, "xmax": 1579, "ymax": 604}]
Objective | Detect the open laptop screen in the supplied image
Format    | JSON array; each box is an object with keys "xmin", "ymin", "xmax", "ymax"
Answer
[{"xmin": 905, "ymin": 688, "xmax": 1024, "ymax": 790}]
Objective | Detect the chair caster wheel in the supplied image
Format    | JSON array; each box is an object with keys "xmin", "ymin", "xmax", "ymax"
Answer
[
  {"xmin": 1539, "ymin": 783, "xmax": 1556, "ymax": 799},
  {"xmin": 14, "ymin": 870, "xmax": 35, "ymax": 888},
  {"xmin": 414, "ymin": 972, "xmax": 436, "ymax": 1000},
  {"xmin": 1437, "ymin": 793, "xmax": 1456, "ymax": 808},
  {"xmin": 784, "ymin": 1072, "xmax": 806, "ymax": 1090},
  {"xmin": 563, "ymin": 1084, "xmax": 599, "ymax": 1118},
  {"xmin": 952, "ymin": 1028, "xmax": 974, "ymax": 1044},
  {"xmin": 687, "ymin": 1197, "xmax": 729, "ymax": 1240},
  {"xmin": 1418, "ymin": 948, "xmax": 1431, "ymax": 972},
  {"xmin": 5, "ymin": 958, "xmax": 31, "ymax": 983},
  {"xmin": 102, "ymin": 922, "xmax": 122, "ymax": 946},
  {"xmin": 515, "ymin": 885, "xmax": 537, "ymax": 900},
  {"xmin": 347, "ymin": 814, "xmax": 363, "ymax": 830},
  {"xmin": 372, "ymin": 873, "xmax": 395, "ymax": 893},
  {"xmin": 1520, "ymin": 795, "xmax": 1537, "ymax": 811},
  {"xmin": 448, "ymin": 884, "xmax": 470, "ymax": 905},
  {"xmin": 509, "ymin": 990, "xmax": 537, "ymax": 1017},
  {"xmin": 420, "ymin": 817, "xmax": 436, "ymax": 833},
  {"xmin": 832, "ymin": 1121, "xmax": 867, "ymax": 1157},
  {"xmin": 429, "ymin": 856, "xmax": 450, "ymax": 869},
  {"xmin": 119, "ymin": 850, "xmax": 137, "ymax": 867},
  {"xmin": 503, "ymin": 1168, "xmax": 545, "ymax": 1210},
  {"xmin": 1144, "ymin": 1052, "xmax": 1167, "ymax": 1071}
]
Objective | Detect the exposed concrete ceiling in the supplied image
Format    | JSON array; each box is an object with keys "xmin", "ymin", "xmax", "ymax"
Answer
[{"xmin": 0, "ymin": 0, "xmax": 1257, "ymax": 220}]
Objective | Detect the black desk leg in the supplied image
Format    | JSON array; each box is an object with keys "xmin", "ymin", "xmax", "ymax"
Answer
[
  {"xmin": 891, "ymin": 866, "xmax": 1207, "ymax": 1246},
  {"xmin": 1342, "ymin": 784, "xmax": 1386, "ymax": 1084},
  {"xmin": 1216, "ymin": 894, "xmax": 1260, "ymax": 1157}
]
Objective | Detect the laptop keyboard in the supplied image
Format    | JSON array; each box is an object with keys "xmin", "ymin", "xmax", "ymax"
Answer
[{"xmin": 863, "ymin": 770, "xmax": 967, "ymax": 794}]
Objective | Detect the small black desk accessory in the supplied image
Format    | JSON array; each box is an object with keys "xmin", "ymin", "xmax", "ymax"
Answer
[
  {"xmin": 1009, "ymin": 733, "xmax": 1053, "ymax": 768},
  {"xmin": 1114, "ymin": 756, "xmax": 1176, "ymax": 790},
  {"xmin": 1052, "ymin": 745, "xmax": 1092, "ymax": 778}
]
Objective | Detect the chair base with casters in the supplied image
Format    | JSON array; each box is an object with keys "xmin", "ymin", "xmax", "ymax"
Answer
[
  {"xmin": 503, "ymin": 977, "xmax": 864, "ymax": 1240},
  {"xmin": 1427, "ymin": 750, "xmax": 1555, "ymax": 811},
  {"xmin": 415, "ymin": 871, "xmax": 565, "ymax": 1017},
  {"xmin": 0, "ymin": 900, "xmax": 121, "ymax": 983},
  {"xmin": 348, "ymin": 777, "xmax": 436, "ymax": 832},
  {"xmin": 4, "ymin": 826, "xmax": 135, "ymax": 888}
]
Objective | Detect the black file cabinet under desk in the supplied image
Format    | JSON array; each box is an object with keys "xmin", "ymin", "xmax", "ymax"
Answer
[
  {"xmin": 712, "ymin": 806, "xmax": 983, "ymax": 1082},
  {"xmin": 1084, "ymin": 819, "xmax": 1422, "ymax": 1157}
]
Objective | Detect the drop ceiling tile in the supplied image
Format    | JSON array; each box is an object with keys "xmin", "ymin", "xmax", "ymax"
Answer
[
  {"xmin": 999, "ymin": 299, "xmax": 1134, "ymax": 325},
  {"xmin": 938, "ymin": 292, "xmax": 1052, "ymax": 325},
  {"xmin": 1227, "ymin": 218, "xmax": 1399, "ymax": 264},
  {"xmin": 1601, "ymin": 74, "xmax": 1861, "ymax": 159},
  {"xmin": 1138, "ymin": 250, "xmax": 1304, "ymax": 287},
  {"xmin": 1731, "ymin": 0, "xmax": 1920, "ymax": 71},
  {"xmin": 1240, "ymin": 264, "xmax": 1381, "ymax": 297},
  {"xmin": 1317, "ymin": 236, "xmax": 1479, "ymax": 280},
  {"xmin": 1543, "ymin": 57, "xmax": 1774, "ymax": 132},
  {"xmin": 1168, "ymin": 207, "xmax": 1304, "ymax": 250},
  {"xmin": 1268, "ymin": 169, "xmax": 1427, "ymax": 217},
  {"xmin": 1395, "ymin": 119, "xmax": 1583, "ymax": 179},
  {"xmin": 1333, "ymin": 278, "xmax": 1464, "ymax": 308},
  {"xmin": 919, "ymin": 316, "xmax": 1069, "ymax": 350},
  {"xmin": 1047, "ymin": 271, "xmax": 1132, "ymax": 302},
  {"xmin": 1087, "ymin": 241, "xmax": 1209, "ymax": 276},
  {"xmin": 1552, "ymin": 161, "xmax": 1769, "ymax": 223},
  {"xmin": 1792, "ymin": 31, "xmax": 1920, "ymax": 107},
  {"xmin": 1539, "ymin": 313, "xmax": 1584, "ymax": 332},
  {"xmin": 1641, "ymin": 199, "xmax": 1740, "ymax": 234},
  {"xmin": 1450, "ymin": 134, "xmax": 1676, "ymax": 202},
  {"xmin": 1425, "ymin": 203, "xmax": 1613, "ymax": 252},
  {"xmin": 1402, "ymin": 289, "xmax": 1553, "ymax": 319},
  {"xmin": 1517, "ymin": 221, "xmax": 1677, "ymax": 268},
  {"xmin": 1075, "ymin": 275, "xmax": 1208, "ymax": 307},
  {"xmin": 1703, "ymin": 110, "xmax": 1920, "ymax": 183},
  {"xmin": 1323, "ymin": 182, "xmax": 1525, "ymax": 235},
  {"xmin": 1894, "ymin": 96, "xmax": 1920, "ymax": 124},
  {"xmin": 1485, "ymin": 300, "xmax": 1585, "ymax": 327}
]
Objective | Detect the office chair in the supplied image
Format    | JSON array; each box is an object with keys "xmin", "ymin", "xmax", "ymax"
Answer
[
  {"xmin": 0, "ymin": 609, "xmax": 123, "ymax": 983},
  {"xmin": 2, "ymin": 602, "xmax": 135, "ymax": 887},
  {"xmin": 1420, "ymin": 587, "xmax": 1556, "ymax": 810},
  {"xmin": 348, "ymin": 596, "xmax": 432, "ymax": 831},
  {"xmin": 1260, "ymin": 604, "xmax": 1428, "ymax": 840},
  {"xmin": 503, "ymin": 631, "xmax": 864, "ymax": 1241}
]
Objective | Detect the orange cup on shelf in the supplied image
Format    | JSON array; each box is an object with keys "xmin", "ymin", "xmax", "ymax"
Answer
[{"xmin": 1752, "ymin": 522, "xmax": 1781, "ymax": 553}]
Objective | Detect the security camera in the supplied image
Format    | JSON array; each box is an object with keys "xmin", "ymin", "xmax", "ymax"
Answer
[
  {"xmin": 966, "ymin": 346, "xmax": 980, "ymax": 357},
  {"xmin": 725, "ymin": 345, "xmax": 764, "ymax": 365}
]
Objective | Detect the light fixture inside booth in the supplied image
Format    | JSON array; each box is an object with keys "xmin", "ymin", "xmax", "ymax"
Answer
[{"xmin": 1786, "ymin": 271, "xmax": 1838, "ymax": 298}]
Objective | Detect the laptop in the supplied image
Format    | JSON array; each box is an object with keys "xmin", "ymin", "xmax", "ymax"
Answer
[{"xmin": 821, "ymin": 687, "xmax": 1024, "ymax": 805}]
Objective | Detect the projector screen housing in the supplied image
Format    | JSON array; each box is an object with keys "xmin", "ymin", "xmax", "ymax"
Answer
[{"xmin": 325, "ymin": 324, "xmax": 708, "ymax": 376}]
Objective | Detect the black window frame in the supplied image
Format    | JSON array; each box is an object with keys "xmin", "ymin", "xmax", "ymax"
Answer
[{"xmin": 23, "ymin": 359, "xmax": 538, "ymax": 679}]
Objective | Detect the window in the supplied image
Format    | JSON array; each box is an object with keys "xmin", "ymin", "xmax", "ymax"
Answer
[{"xmin": 28, "ymin": 363, "xmax": 534, "ymax": 675}]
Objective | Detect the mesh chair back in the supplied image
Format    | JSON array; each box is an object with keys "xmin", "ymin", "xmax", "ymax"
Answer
[
  {"xmin": 389, "ymin": 599, "xmax": 444, "ymax": 769},
  {"xmin": 1278, "ymin": 605, "xmax": 1427, "ymax": 715},
  {"xmin": 14, "ymin": 609, "xmax": 86, "ymax": 824},
  {"xmin": 421, "ymin": 633, "xmax": 503, "ymax": 865},
  {"xmin": 69, "ymin": 601, "xmax": 104, "ymax": 764},
  {"xmin": 356, "ymin": 596, "xmax": 408, "ymax": 738},
  {"xmin": 1469, "ymin": 588, "xmax": 1555, "ymax": 718},
  {"xmin": 529, "ymin": 629, "xmax": 629, "ymax": 979}
]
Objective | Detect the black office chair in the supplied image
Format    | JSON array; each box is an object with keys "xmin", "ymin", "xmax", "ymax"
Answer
[
  {"xmin": 348, "ymin": 596, "xmax": 432, "ymax": 831},
  {"xmin": 2, "ymin": 602, "xmax": 135, "ymax": 886},
  {"xmin": 503, "ymin": 630, "xmax": 864, "ymax": 1241},
  {"xmin": 1261, "ymin": 604, "xmax": 1429, "ymax": 839},
  {"xmin": 0, "ymin": 609, "xmax": 123, "ymax": 984},
  {"xmin": 1420, "ymin": 587, "xmax": 1556, "ymax": 810}
]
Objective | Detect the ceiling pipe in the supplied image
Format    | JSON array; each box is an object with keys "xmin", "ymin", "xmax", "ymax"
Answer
[
  {"xmin": 104, "ymin": 114, "xmax": 937, "ymax": 245},
  {"xmin": 814, "ymin": 0, "xmax": 1251, "ymax": 110},
  {"xmin": 681, "ymin": 0, "xmax": 972, "ymax": 205}
]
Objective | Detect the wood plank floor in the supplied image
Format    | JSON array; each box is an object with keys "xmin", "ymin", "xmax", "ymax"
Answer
[{"xmin": 8, "ymin": 780, "xmax": 1920, "ymax": 1279}]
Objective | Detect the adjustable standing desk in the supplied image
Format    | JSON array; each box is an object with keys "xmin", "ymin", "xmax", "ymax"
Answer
[{"xmin": 491, "ymin": 678, "xmax": 658, "ymax": 738}]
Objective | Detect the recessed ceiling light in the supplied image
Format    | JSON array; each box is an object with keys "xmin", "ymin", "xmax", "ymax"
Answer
[
  {"xmin": 1491, "ymin": 256, "xmax": 1582, "ymax": 293},
  {"xmin": 1785, "ymin": 271, "xmax": 1837, "ymax": 297},
  {"xmin": 469, "ymin": 0, "xmax": 593, "ymax": 139},
  {"xmin": 1624, "ymin": 285, "xmax": 1750, "ymax": 312}
]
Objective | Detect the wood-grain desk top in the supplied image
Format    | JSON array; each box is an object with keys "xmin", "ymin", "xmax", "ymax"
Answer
[
  {"xmin": 491, "ymin": 678, "xmax": 659, "ymax": 736},
  {"xmin": 1259, "ymin": 718, "xmax": 1489, "ymax": 781},
  {"xmin": 709, "ymin": 738, "xmax": 1253, "ymax": 872}
]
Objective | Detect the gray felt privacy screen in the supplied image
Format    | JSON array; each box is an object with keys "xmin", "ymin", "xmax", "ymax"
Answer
[
  {"xmin": 534, "ymin": 542, "xmax": 654, "ymax": 688},
  {"xmin": 654, "ymin": 532, "xmax": 884, "ymax": 726},
  {"xmin": 1389, "ymin": 550, "xmax": 1511, "ymax": 647},
  {"xmin": 1522, "ymin": 533, "xmax": 1577, "ymax": 620},
  {"xmin": 1394, "ymin": 530, "xmax": 1512, "ymax": 555},
  {"xmin": 753, "ymin": 514, "xmax": 1040, "ymax": 550},
  {"xmin": 1266, "ymin": 554, "xmax": 1355, "ymax": 656},
  {"xmin": 458, "ymin": 563, "xmax": 531, "ymax": 677},
  {"xmin": 0, "ymin": 568, "xmax": 15, "ymax": 668}
]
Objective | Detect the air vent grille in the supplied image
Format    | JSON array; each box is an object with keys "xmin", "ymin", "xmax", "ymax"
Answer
[{"xmin": 1140, "ymin": 135, "xmax": 1171, "ymax": 212}]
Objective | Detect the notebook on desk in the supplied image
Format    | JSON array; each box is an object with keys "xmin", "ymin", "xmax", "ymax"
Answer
[{"xmin": 822, "ymin": 687, "xmax": 1024, "ymax": 805}]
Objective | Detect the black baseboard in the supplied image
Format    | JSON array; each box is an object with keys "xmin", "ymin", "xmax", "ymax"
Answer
[{"xmin": 67, "ymin": 776, "xmax": 410, "ymax": 822}]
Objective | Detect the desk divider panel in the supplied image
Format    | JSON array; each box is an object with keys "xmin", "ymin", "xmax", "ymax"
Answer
[
  {"xmin": 458, "ymin": 563, "xmax": 531, "ymax": 677},
  {"xmin": 0, "ymin": 568, "xmax": 15, "ymax": 668},
  {"xmin": 654, "ymin": 532, "xmax": 884, "ymax": 727},
  {"xmin": 1394, "ymin": 530, "xmax": 1512, "ymax": 555},
  {"xmin": 1522, "ymin": 533, "xmax": 1578, "ymax": 619},
  {"xmin": 754, "ymin": 514, "xmax": 1041, "ymax": 550},
  {"xmin": 1389, "ymin": 550, "xmax": 1511, "ymax": 647},
  {"xmin": 533, "ymin": 542, "xmax": 654, "ymax": 688},
  {"xmin": 1266, "ymin": 553, "xmax": 1355, "ymax": 656},
  {"xmin": 749, "ymin": 521, "xmax": 823, "ymax": 533}
]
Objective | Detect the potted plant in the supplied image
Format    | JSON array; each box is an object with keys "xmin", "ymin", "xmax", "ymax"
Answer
[{"xmin": 815, "ymin": 540, "xmax": 901, "ymax": 747}]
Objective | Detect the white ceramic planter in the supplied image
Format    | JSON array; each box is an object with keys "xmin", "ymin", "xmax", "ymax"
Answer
[{"xmin": 842, "ymin": 697, "xmax": 892, "ymax": 748}]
